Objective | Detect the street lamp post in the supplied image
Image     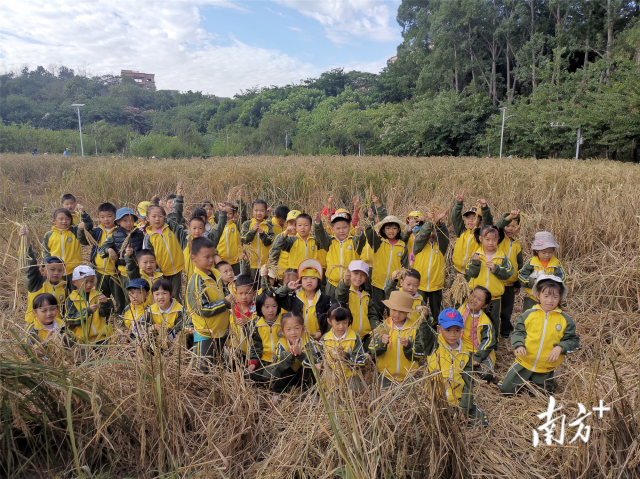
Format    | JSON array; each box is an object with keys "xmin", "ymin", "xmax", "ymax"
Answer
[{"xmin": 71, "ymin": 104, "xmax": 85, "ymax": 157}]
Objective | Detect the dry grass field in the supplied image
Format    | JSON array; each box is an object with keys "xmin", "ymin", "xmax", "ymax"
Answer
[{"xmin": 0, "ymin": 153, "xmax": 639, "ymax": 478}]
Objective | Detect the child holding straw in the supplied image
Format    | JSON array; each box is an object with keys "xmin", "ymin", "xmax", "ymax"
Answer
[
  {"xmin": 241, "ymin": 199, "xmax": 275, "ymax": 280},
  {"xmin": 43, "ymin": 207, "xmax": 88, "ymax": 283},
  {"xmin": 496, "ymin": 210, "xmax": 524, "ymax": 338}
]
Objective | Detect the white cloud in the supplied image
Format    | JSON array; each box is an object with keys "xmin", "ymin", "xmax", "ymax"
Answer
[
  {"xmin": 288, "ymin": 26, "xmax": 303, "ymax": 32},
  {"xmin": 273, "ymin": 0, "xmax": 400, "ymax": 44},
  {"xmin": 0, "ymin": 0, "xmax": 324, "ymax": 96}
]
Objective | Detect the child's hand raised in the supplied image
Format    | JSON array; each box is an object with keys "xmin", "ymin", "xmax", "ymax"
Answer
[
  {"xmin": 327, "ymin": 195, "xmax": 334, "ymax": 205},
  {"xmin": 514, "ymin": 346, "xmax": 527, "ymax": 357},
  {"xmin": 314, "ymin": 211, "xmax": 322, "ymax": 224},
  {"xmin": 150, "ymin": 195, "xmax": 159, "ymax": 203},
  {"xmin": 471, "ymin": 253, "xmax": 481, "ymax": 264},
  {"xmin": 217, "ymin": 202, "xmax": 226, "ymax": 211},
  {"xmin": 285, "ymin": 225, "xmax": 296, "ymax": 237},
  {"xmin": 19, "ymin": 226, "xmax": 29, "ymax": 237},
  {"xmin": 381, "ymin": 334, "xmax": 390, "ymax": 345},
  {"xmin": 367, "ymin": 208, "xmax": 374, "ymax": 219},
  {"xmin": 125, "ymin": 245, "xmax": 134, "ymax": 256},
  {"xmin": 353, "ymin": 197, "xmax": 360, "ymax": 208},
  {"xmin": 417, "ymin": 306, "xmax": 428, "ymax": 314},
  {"xmin": 343, "ymin": 270, "xmax": 351, "ymax": 285},
  {"xmin": 108, "ymin": 248, "xmax": 118, "ymax": 262},
  {"xmin": 260, "ymin": 266, "xmax": 268, "ymax": 278},
  {"xmin": 477, "ymin": 198, "xmax": 488, "ymax": 208},
  {"xmin": 436, "ymin": 210, "xmax": 447, "ymax": 222},
  {"xmin": 287, "ymin": 279, "xmax": 301, "ymax": 290},
  {"xmin": 354, "ymin": 224, "xmax": 362, "ymax": 236},
  {"xmin": 225, "ymin": 294, "xmax": 234, "ymax": 304},
  {"xmin": 236, "ymin": 189, "xmax": 243, "ymax": 200},
  {"xmin": 507, "ymin": 209, "xmax": 520, "ymax": 220},
  {"xmin": 76, "ymin": 204, "xmax": 84, "ymax": 213},
  {"xmin": 290, "ymin": 343, "xmax": 302, "ymax": 356},
  {"xmin": 78, "ymin": 222, "xmax": 85, "ymax": 231},
  {"xmin": 391, "ymin": 270, "xmax": 400, "ymax": 280},
  {"xmin": 485, "ymin": 261, "xmax": 497, "ymax": 272},
  {"xmin": 546, "ymin": 345, "xmax": 563, "ymax": 363},
  {"xmin": 176, "ymin": 182, "xmax": 184, "ymax": 196},
  {"xmin": 455, "ymin": 189, "xmax": 465, "ymax": 202}
]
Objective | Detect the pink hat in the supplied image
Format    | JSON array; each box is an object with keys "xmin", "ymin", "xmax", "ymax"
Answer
[
  {"xmin": 348, "ymin": 260, "xmax": 369, "ymax": 276},
  {"xmin": 531, "ymin": 231, "xmax": 559, "ymax": 251}
]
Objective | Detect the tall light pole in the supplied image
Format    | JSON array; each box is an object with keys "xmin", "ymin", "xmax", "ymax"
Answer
[
  {"xmin": 550, "ymin": 122, "xmax": 582, "ymax": 159},
  {"xmin": 71, "ymin": 103, "xmax": 85, "ymax": 157},
  {"xmin": 498, "ymin": 107, "xmax": 515, "ymax": 159}
]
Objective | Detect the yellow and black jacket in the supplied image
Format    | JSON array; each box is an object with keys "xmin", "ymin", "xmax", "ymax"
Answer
[
  {"xmin": 270, "ymin": 233, "xmax": 319, "ymax": 270},
  {"xmin": 241, "ymin": 218, "xmax": 276, "ymax": 269},
  {"xmin": 121, "ymin": 299, "xmax": 152, "ymax": 337},
  {"xmin": 269, "ymin": 333, "xmax": 321, "ymax": 376},
  {"xmin": 124, "ymin": 253, "xmax": 163, "ymax": 285},
  {"xmin": 230, "ymin": 303, "xmax": 256, "ymax": 356},
  {"xmin": 65, "ymin": 290, "xmax": 113, "ymax": 343},
  {"xmin": 274, "ymin": 285, "xmax": 331, "ymax": 336},
  {"xmin": 24, "ymin": 245, "xmax": 66, "ymax": 324},
  {"xmin": 458, "ymin": 303, "xmax": 496, "ymax": 365},
  {"xmin": 78, "ymin": 220, "xmax": 117, "ymax": 276},
  {"xmin": 142, "ymin": 222, "xmax": 185, "ymax": 277},
  {"xmin": 451, "ymin": 201, "xmax": 493, "ymax": 274},
  {"xmin": 510, "ymin": 305, "xmax": 579, "ymax": 373},
  {"xmin": 496, "ymin": 214, "xmax": 524, "ymax": 287},
  {"xmin": 25, "ymin": 317, "xmax": 68, "ymax": 345},
  {"xmin": 335, "ymin": 280, "xmax": 379, "ymax": 339},
  {"xmin": 422, "ymin": 324, "xmax": 475, "ymax": 408},
  {"xmin": 370, "ymin": 317, "xmax": 424, "ymax": 382},
  {"xmin": 314, "ymin": 222, "xmax": 365, "ymax": 287},
  {"xmin": 518, "ymin": 256, "xmax": 566, "ymax": 302},
  {"xmin": 185, "ymin": 267, "xmax": 230, "ymax": 339},
  {"xmin": 42, "ymin": 221, "xmax": 87, "ymax": 276},
  {"xmin": 248, "ymin": 315, "xmax": 283, "ymax": 367},
  {"xmin": 271, "ymin": 223, "xmax": 289, "ymax": 279},
  {"xmin": 464, "ymin": 246, "xmax": 513, "ymax": 300},
  {"xmin": 364, "ymin": 224, "xmax": 408, "ymax": 290},
  {"xmin": 320, "ymin": 329, "xmax": 366, "ymax": 379},
  {"xmin": 147, "ymin": 300, "xmax": 185, "ymax": 339},
  {"xmin": 215, "ymin": 202, "xmax": 247, "ymax": 266},
  {"xmin": 412, "ymin": 220, "xmax": 449, "ymax": 293},
  {"xmin": 383, "ymin": 279, "xmax": 427, "ymax": 324}
]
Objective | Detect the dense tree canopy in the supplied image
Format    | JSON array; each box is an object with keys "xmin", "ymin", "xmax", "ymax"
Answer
[{"xmin": 1, "ymin": 1, "xmax": 639, "ymax": 160}]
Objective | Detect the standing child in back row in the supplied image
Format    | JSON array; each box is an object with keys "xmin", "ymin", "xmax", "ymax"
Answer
[
  {"xmin": 497, "ymin": 210, "xmax": 524, "ymax": 338},
  {"xmin": 241, "ymin": 199, "xmax": 275, "ymax": 279},
  {"xmin": 518, "ymin": 231, "xmax": 566, "ymax": 312}
]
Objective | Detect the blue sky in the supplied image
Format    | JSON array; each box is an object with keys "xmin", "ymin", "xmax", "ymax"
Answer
[{"xmin": 0, "ymin": 0, "xmax": 403, "ymax": 96}]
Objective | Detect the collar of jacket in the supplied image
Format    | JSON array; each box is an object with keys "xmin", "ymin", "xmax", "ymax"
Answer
[
  {"xmin": 387, "ymin": 317, "xmax": 410, "ymax": 332},
  {"xmin": 531, "ymin": 255, "xmax": 560, "ymax": 268},
  {"xmin": 381, "ymin": 237, "xmax": 405, "ymax": 247},
  {"xmin": 436, "ymin": 334, "xmax": 464, "ymax": 353},
  {"xmin": 32, "ymin": 317, "xmax": 65, "ymax": 331},
  {"xmin": 151, "ymin": 299, "xmax": 183, "ymax": 315},
  {"xmin": 531, "ymin": 304, "xmax": 562, "ymax": 314},
  {"xmin": 349, "ymin": 285, "xmax": 369, "ymax": 297},
  {"xmin": 475, "ymin": 247, "xmax": 506, "ymax": 260},
  {"xmin": 51, "ymin": 226, "xmax": 71, "ymax": 232},
  {"xmin": 326, "ymin": 329, "xmax": 355, "ymax": 341},
  {"xmin": 256, "ymin": 315, "xmax": 281, "ymax": 328},
  {"xmin": 296, "ymin": 288, "xmax": 320, "ymax": 304},
  {"xmin": 145, "ymin": 224, "xmax": 169, "ymax": 235}
]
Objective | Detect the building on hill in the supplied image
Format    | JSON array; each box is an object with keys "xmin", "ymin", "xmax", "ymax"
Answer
[{"xmin": 121, "ymin": 70, "xmax": 155, "ymax": 90}]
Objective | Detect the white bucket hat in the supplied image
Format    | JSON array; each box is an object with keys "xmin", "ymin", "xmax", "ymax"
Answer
[
  {"xmin": 532, "ymin": 274, "xmax": 568, "ymax": 300},
  {"xmin": 72, "ymin": 265, "xmax": 95, "ymax": 281}
]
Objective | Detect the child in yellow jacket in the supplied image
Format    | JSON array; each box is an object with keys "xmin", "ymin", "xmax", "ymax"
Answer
[
  {"xmin": 500, "ymin": 275, "xmax": 579, "ymax": 394},
  {"xmin": 43, "ymin": 207, "xmax": 88, "ymax": 279},
  {"xmin": 26, "ymin": 293, "xmax": 69, "ymax": 347},
  {"xmin": 459, "ymin": 286, "xmax": 496, "ymax": 381},
  {"xmin": 241, "ymin": 199, "xmax": 275, "ymax": 279},
  {"xmin": 270, "ymin": 213, "xmax": 318, "ymax": 270},
  {"xmin": 370, "ymin": 290, "xmax": 424, "ymax": 387},
  {"xmin": 518, "ymin": 231, "xmax": 566, "ymax": 312},
  {"xmin": 65, "ymin": 266, "xmax": 113, "ymax": 344},
  {"xmin": 497, "ymin": 210, "xmax": 524, "ymax": 338},
  {"xmin": 465, "ymin": 225, "xmax": 513, "ymax": 337},
  {"xmin": 248, "ymin": 291, "xmax": 283, "ymax": 384}
]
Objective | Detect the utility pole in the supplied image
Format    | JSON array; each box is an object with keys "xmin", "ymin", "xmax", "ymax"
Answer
[
  {"xmin": 499, "ymin": 107, "xmax": 515, "ymax": 159},
  {"xmin": 71, "ymin": 104, "xmax": 85, "ymax": 157},
  {"xmin": 285, "ymin": 132, "xmax": 288, "ymax": 151},
  {"xmin": 550, "ymin": 122, "xmax": 582, "ymax": 159}
]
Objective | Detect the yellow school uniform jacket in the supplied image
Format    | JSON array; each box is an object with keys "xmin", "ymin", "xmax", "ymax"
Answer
[
  {"xmin": 26, "ymin": 281, "xmax": 66, "ymax": 325},
  {"xmin": 464, "ymin": 247, "xmax": 513, "ymax": 300},
  {"xmin": 241, "ymin": 219, "xmax": 275, "ymax": 269},
  {"xmin": 65, "ymin": 290, "xmax": 113, "ymax": 343},
  {"xmin": 518, "ymin": 256, "xmax": 566, "ymax": 301},
  {"xmin": 370, "ymin": 239, "xmax": 408, "ymax": 290},
  {"xmin": 361, "ymin": 243, "xmax": 375, "ymax": 269},
  {"xmin": 186, "ymin": 267, "xmax": 230, "ymax": 339},
  {"xmin": 218, "ymin": 221, "xmax": 242, "ymax": 265},
  {"xmin": 143, "ymin": 224, "xmax": 185, "ymax": 276},
  {"xmin": 230, "ymin": 303, "xmax": 256, "ymax": 356},
  {"xmin": 71, "ymin": 210, "xmax": 81, "ymax": 226},
  {"xmin": 335, "ymin": 282, "xmax": 378, "ymax": 339},
  {"xmin": 412, "ymin": 220, "xmax": 449, "ymax": 293},
  {"xmin": 426, "ymin": 336, "xmax": 472, "ymax": 406},
  {"xmin": 321, "ymin": 329, "xmax": 366, "ymax": 379},
  {"xmin": 42, "ymin": 226, "xmax": 83, "ymax": 275},
  {"xmin": 297, "ymin": 289, "xmax": 323, "ymax": 335},
  {"xmin": 316, "ymin": 231, "xmax": 361, "ymax": 287},
  {"xmin": 499, "ymin": 237, "xmax": 522, "ymax": 287},
  {"xmin": 452, "ymin": 229, "xmax": 478, "ymax": 275},
  {"xmin": 250, "ymin": 315, "xmax": 282, "ymax": 363},
  {"xmin": 26, "ymin": 317, "xmax": 66, "ymax": 344},
  {"xmin": 271, "ymin": 234, "xmax": 318, "ymax": 270},
  {"xmin": 122, "ymin": 301, "xmax": 150, "ymax": 336},
  {"xmin": 94, "ymin": 225, "xmax": 117, "ymax": 275},
  {"xmin": 459, "ymin": 304, "xmax": 496, "ymax": 365},
  {"xmin": 272, "ymin": 225, "xmax": 289, "ymax": 279},
  {"xmin": 383, "ymin": 280, "xmax": 426, "ymax": 324},
  {"xmin": 147, "ymin": 300, "xmax": 184, "ymax": 337},
  {"xmin": 272, "ymin": 333, "xmax": 320, "ymax": 372},
  {"xmin": 510, "ymin": 305, "xmax": 580, "ymax": 373},
  {"xmin": 370, "ymin": 318, "xmax": 423, "ymax": 382},
  {"xmin": 141, "ymin": 270, "xmax": 164, "ymax": 286}
]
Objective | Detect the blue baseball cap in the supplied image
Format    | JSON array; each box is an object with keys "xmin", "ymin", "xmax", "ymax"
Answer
[
  {"xmin": 125, "ymin": 278, "xmax": 150, "ymax": 291},
  {"xmin": 43, "ymin": 256, "xmax": 63, "ymax": 265},
  {"xmin": 116, "ymin": 207, "xmax": 138, "ymax": 222},
  {"xmin": 438, "ymin": 308, "xmax": 465, "ymax": 329}
]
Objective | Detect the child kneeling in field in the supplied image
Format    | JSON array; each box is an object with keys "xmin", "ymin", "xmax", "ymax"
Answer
[
  {"xmin": 370, "ymin": 290, "xmax": 425, "ymax": 387},
  {"xmin": 66, "ymin": 266, "xmax": 113, "ymax": 345},
  {"xmin": 269, "ymin": 311, "xmax": 322, "ymax": 400},
  {"xmin": 499, "ymin": 275, "xmax": 580, "ymax": 395},
  {"xmin": 423, "ymin": 308, "xmax": 488, "ymax": 426}
]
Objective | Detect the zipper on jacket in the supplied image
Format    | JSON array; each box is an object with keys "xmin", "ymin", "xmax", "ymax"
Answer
[
  {"xmin": 426, "ymin": 243, "xmax": 434, "ymax": 291},
  {"xmin": 159, "ymin": 230, "xmax": 177, "ymax": 274},
  {"xmin": 532, "ymin": 312, "xmax": 549, "ymax": 371},
  {"xmin": 384, "ymin": 241, "xmax": 395, "ymax": 284},
  {"xmin": 59, "ymin": 230, "xmax": 65, "ymax": 262}
]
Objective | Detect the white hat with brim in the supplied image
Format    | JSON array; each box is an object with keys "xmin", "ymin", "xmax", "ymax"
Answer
[
  {"xmin": 348, "ymin": 260, "xmax": 369, "ymax": 276},
  {"xmin": 382, "ymin": 290, "xmax": 417, "ymax": 313},
  {"xmin": 531, "ymin": 231, "xmax": 560, "ymax": 250},
  {"xmin": 72, "ymin": 265, "xmax": 96, "ymax": 281},
  {"xmin": 375, "ymin": 215, "xmax": 403, "ymax": 232},
  {"xmin": 532, "ymin": 274, "xmax": 568, "ymax": 301},
  {"xmin": 298, "ymin": 258, "xmax": 323, "ymax": 280}
]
